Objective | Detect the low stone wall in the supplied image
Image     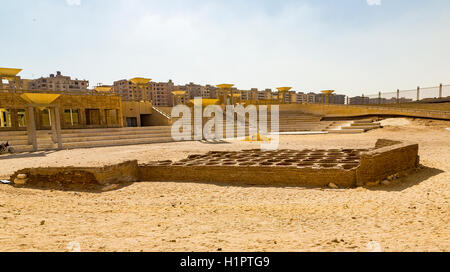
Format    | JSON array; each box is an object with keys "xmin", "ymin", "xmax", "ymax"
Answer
[
  {"xmin": 11, "ymin": 160, "xmax": 139, "ymax": 187},
  {"xmin": 356, "ymin": 140, "xmax": 419, "ymax": 186},
  {"xmin": 10, "ymin": 140, "xmax": 419, "ymax": 189}
]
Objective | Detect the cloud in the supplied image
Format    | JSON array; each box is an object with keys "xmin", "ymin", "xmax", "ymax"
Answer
[
  {"xmin": 367, "ymin": 0, "xmax": 381, "ymax": 6},
  {"xmin": 66, "ymin": 0, "xmax": 81, "ymax": 6}
]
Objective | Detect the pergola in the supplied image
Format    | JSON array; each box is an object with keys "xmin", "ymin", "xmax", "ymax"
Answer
[
  {"xmin": 276, "ymin": 87, "xmax": 292, "ymax": 104},
  {"xmin": 20, "ymin": 93, "xmax": 63, "ymax": 151},
  {"xmin": 216, "ymin": 84, "xmax": 235, "ymax": 105},
  {"xmin": 172, "ymin": 90, "xmax": 186, "ymax": 106},
  {"xmin": 94, "ymin": 86, "xmax": 113, "ymax": 93},
  {"xmin": 130, "ymin": 77, "xmax": 151, "ymax": 101},
  {"xmin": 321, "ymin": 90, "xmax": 335, "ymax": 104},
  {"xmin": 0, "ymin": 68, "xmax": 22, "ymax": 90}
]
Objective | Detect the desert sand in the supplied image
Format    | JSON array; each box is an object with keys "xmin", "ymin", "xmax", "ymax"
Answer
[{"xmin": 0, "ymin": 118, "xmax": 449, "ymax": 252}]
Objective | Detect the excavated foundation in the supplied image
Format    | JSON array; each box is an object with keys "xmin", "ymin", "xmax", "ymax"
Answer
[{"xmin": 10, "ymin": 139, "xmax": 419, "ymax": 189}]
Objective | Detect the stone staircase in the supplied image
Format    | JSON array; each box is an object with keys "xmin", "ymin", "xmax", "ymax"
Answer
[
  {"xmin": 325, "ymin": 119, "xmax": 382, "ymax": 134},
  {"xmin": 0, "ymin": 126, "xmax": 176, "ymax": 152}
]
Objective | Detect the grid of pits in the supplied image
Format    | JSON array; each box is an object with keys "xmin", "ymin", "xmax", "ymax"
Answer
[{"xmin": 150, "ymin": 149, "xmax": 370, "ymax": 170}]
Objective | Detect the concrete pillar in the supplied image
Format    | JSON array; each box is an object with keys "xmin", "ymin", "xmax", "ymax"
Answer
[
  {"xmin": 53, "ymin": 106, "xmax": 63, "ymax": 149},
  {"xmin": 397, "ymin": 89, "xmax": 400, "ymax": 103},
  {"xmin": 136, "ymin": 102, "xmax": 141, "ymax": 127},
  {"xmin": 50, "ymin": 107, "xmax": 57, "ymax": 143},
  {"xmin": 439, "ymin": 84, "xmax": 443, "ymax": 98},
  {"xmin": 417, "ymin": 86, "xmax": 420, "ymax": 101},
  {"xmin": 378, "ymin": 92, "xmax": 381, "ymax": 104},
  {"xmin": 27, "ymin": 106, "xmax": 38, "ymax": 151}
]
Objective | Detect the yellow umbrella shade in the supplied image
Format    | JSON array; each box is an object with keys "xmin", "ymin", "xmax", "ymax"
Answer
[
  {"xmin": 172, "ymin": 90, "xmax": 187, "ymax": 96},
  {"xmin": 130, "ymin": 77, "xmax": 151, "ymax": 84},
  {"xmin": 217, "ymin": 84, "xmax": 234, "ymax": 89},
  {"xmin": 0, "ymin": 67, "xmax": 22, "ymax": 77},
  {"xmin": 20, "ymin": 93, "xmax": 61, "ymax": 105},
  {"xmin": 277, "ymin": 87, "xmax": 292, "ymax": 92},
  {"xmin": 189, "ymin": 99, "xmax": 220, "ymax": 107},
  {"xmin": 95, "ymin": 86, "xmax": 113, "ymax": 92},
  {"xmin": 243, "ymin": 133, "xmax": 272, "ymax": 142}
]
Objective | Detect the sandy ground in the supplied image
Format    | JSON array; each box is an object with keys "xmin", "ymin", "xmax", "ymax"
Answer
[{"xmin": 0, "ymin": 118, "xmax": 449, "ymax": 252}]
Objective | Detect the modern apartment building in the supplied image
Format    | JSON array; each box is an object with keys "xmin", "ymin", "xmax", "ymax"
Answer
[{"xmin": 25, "ymin": 71, "xmax": 89, "ymax": 92}]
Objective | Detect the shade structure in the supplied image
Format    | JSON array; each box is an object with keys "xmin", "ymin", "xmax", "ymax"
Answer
[
  {"xmin": 20, "ymin": 93, "xmax": 61, "ymax": 105},
  {"xmin": 94, "ymin": 86, "xmax": 113, "ymax": 92},
  {"xmin": 0, "ymin": 67, "xmax": 22, "ymax": 77},
  {"xmin": 172, "ymin": 90, "xmax": 186, "ymax": 96},
  {"xmin": 321, "ymin": 90, "xmax": 335, "ymax": 95},
  {"xmin": 130, "ymin": 77, "xmax": 151, "ymax": 85},
  {"xmin": 277, "ymin": 87, "xmax": 292, "ymax": 92},
  {"xmin": 189, "ymin": 99, "xmax": 220, "ymax": 107},
  {"xmin": 217, "ymin": 84, "xmax": 234, "ymax": 89}
]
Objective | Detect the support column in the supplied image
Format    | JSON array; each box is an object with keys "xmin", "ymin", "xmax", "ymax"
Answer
[
  {"xmin": 136, "ymin": 102, "xmax": 141, "ymax": 127},
  {"xmin": 378, "ymin": 92, "xmax": 381, "ymax": 104},
  {"xmin": 397, "ymin": 89, "xmax": 400, "ymax": 103},
  {"xmin": 54, "ymin": 106, "xmax": 63, "ymax": 150},
  {"xmin": 27, "ymin": 106, "xmax": 38, "ymax": 151},
  {"xmin": 439, "ymin": 84, "xmax": 443, "ymax": 99},
  {"xmin": 50, "ymin": 107, "xmax": 57, "ymax": 144},
  {"xmin": 417, "ymin": 86, "xmax": 420, "ymax": 101}
]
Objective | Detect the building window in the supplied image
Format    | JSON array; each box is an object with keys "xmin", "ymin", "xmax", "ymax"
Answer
[
  {"xmin": 64, "ymin": 109, "xmax": 80, "ymax": 126},
  {"xmin": 17, "ymin": 109, "xmax": 26, "ymax": 127},
  {"xmin": 0, "ymin": 109, "xmax": 12, "ymax": 127}
]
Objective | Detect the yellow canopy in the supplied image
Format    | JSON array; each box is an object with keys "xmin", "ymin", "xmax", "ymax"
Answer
[
  {"xmin": 321, "ymin": 90, "xmax": 335, "ymax": 95},
  {"xmin": 217, "ymin": 84, "xmax": 234, "ymax": 89},
  {"xmin": 172, "ymin": 90, "xmax": 186, "ymax": 96},
  {"xmin": 130, "ymin": 77, "xmax": 151, "ymax": 84},
  {"xmin": 277, "ymin": 87, "xmax": 292, "ymax": 92},
  {"xmin": 189, "ymin": 99, "xmax": 220, "ymax": 107},
  {"xmin": 243, "ymin": 133, "xmax": 272, "ymax": 142},
  {"xmin": 0, "ymin": 67, "xmax": 22, "ymax": 77},
  {"xmin": 95, "ymin": 86, "xmax": 113, "ymax": 92},
  {"xmin": 20, "ymin": 93, "xmax": 61, "ymax": 105}
]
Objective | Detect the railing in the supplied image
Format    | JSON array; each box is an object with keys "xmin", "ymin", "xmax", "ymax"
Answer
[
  {"xmin": 152, "ymin": 105, "xmax": 171, "ymax": 120},
  {"xmin": 353, "ymin": 84, "xmax": 450, "ymax": 105}
]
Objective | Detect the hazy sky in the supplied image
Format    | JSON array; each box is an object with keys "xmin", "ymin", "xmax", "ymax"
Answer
[{"xmin": 1, "ymin": 0, "xmax": 450, "ymax": 96}]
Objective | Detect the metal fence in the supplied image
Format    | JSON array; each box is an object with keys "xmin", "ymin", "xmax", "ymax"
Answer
[{"xmin": 353, "ymin": 84, "xmax": 450, "ymax": 105}]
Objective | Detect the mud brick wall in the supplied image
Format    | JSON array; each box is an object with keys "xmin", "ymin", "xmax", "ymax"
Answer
[
  {"xmin": 356, "ymin": 142, "xmax": 419, "ymax": 186},
  {"xmin": 9, "ymin": 140, "xmax": 419, "ymax": 189},
  {"xmin": 139, "ymin": 164, "xmax": 357, "ymax": 188},
  {"xmin": 11, "ymin": 160, "xmax": 138, "ymax": 186}
]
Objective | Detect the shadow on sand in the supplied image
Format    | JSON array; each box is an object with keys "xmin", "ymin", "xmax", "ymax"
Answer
[
  {"xmin": 0, "ymin": 151, "xmax": 57, "ymax": 160},
  {"xmin": 364, "ymin": 165, "xmax": 445, "ymax": 192},
  {"xmin": 9, "ymin": 181, "xmax": 135, "ymax": 194},
  {"xmin": 6, "ymin": 165, "xmax": 444, "ymax": 194}
]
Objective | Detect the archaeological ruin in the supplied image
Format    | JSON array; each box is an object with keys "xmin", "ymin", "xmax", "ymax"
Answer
[{"xmin": 10, "ymin": 139, "xmax": 419, "ymax": 189}]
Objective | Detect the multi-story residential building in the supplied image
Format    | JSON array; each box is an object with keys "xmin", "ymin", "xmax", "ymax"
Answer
[
  {"xmin": 113, "ymin": 79, "xmax": 151, "ymax": 101},
  {"xmin": 349, "ymin": 96, "xmax": 370, "ymax": 105},
  {"xmin": 151, "ymin": 80, "xmax": 175, "ymax": 107},
  {"xmin": 113, "ymin": 79, "xmax": 175, "ymax": 106},
  {"xmin": 25, "ymin": 71, "xmax": 89, "ymax": 92}
]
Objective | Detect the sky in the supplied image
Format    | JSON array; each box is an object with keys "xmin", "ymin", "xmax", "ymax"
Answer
[{"xmin": 1, "ymin": 0, "xmax": 450, "ymax": 96}]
